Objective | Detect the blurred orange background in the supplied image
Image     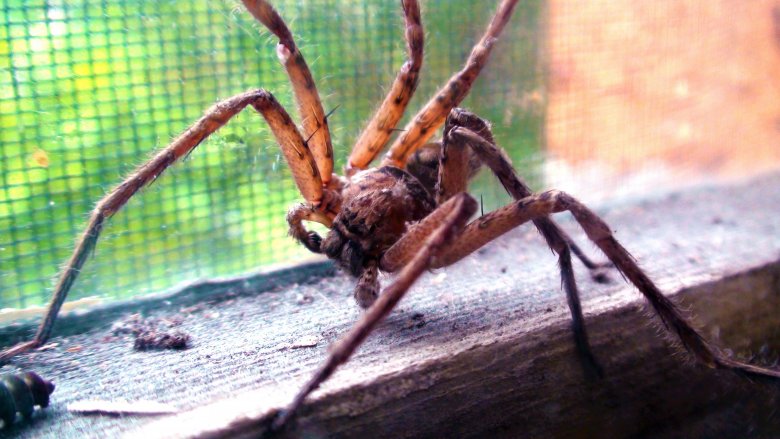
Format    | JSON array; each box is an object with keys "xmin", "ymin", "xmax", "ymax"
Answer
[{"xmin": 546, "ymin": 0, "xmax": 780, "ymax": 182}]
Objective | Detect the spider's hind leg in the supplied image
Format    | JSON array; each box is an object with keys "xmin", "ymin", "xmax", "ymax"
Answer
[
  {"xmin": 444, "ymin": 108, "xmax": 613, "ymax": 281},
  {"xmin": 439, "ymin": 109, "xmax": 607, "ymax": 378},
  {"xmin": 444, "ymin": 126, "xmax": 780, "ymax": 381}
]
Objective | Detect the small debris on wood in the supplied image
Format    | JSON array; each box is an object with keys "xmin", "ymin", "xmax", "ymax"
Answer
[
  {"xmin": 68, "ymin": 399, "xmax": 178, "ymax": 416},
  {"xmin": 111, "ymin": 313, "xmax": 150, "ymax": 335},
  {"xmin": 431, "ymin": 273, "xmax": 447, "ymax": 285},
  {"xmin": 278, "ymin": 335, "xmax": 320, "ymax": 351},
  {"xmin": 0, "ymin": 371, "xmax": 55, "ymax": 429},
  {"xmin": 66, "ymin": 345, "xmax": 83, "ymax": 353},
  {"xmin": 590, "ymin": 268, "xmax": 611, "ymax": 284},
  {"xmin": 179, "ymin": 303, "xmax": 207, "ymax": 314},
  {"xmin": 134, "ymin": 331, "xmax": 190, "ymax": 351},
  {"xmin": 112, "ymin": 313, "xmax": 191, "ymax": 351},
  {"xmin": 289, "ymin": 335, "xmax": 319, "ymax": 349},
  {"xmin": 405, "ymin": 313, "xmax": 426, "ymax": 329},
  {"xmin": 35, "ymin": 343, "xmax": 59, "ymax": 352},
  {"xmin": 295, "ymin": 293, "xmax": 314, "ymax": 305}
]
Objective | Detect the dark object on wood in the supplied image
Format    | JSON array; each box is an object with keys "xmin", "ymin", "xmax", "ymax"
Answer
[
  {"xmin": 112, "ymin": 314, "xmax": 191, "ymax": 351},
  {"xmin": 134, "ymin": 332, "xmax": 190, "ymax": 351},
  {"xmin": 0, "ymin": 372, "xmax": 54, "ymax": 428}
]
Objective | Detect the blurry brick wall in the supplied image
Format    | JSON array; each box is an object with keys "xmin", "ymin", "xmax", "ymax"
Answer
[{"xmin": 546, "ymin": 0, "xmax": 780, "ymax": 180}]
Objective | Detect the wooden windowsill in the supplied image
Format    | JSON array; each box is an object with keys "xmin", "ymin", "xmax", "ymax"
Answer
[{"xmin": 4, "ymin": 171, "xmax": 780, "ymax": 438}]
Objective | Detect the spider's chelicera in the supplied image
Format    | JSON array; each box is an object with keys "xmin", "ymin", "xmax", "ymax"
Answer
[{"xmin": 3, "ymin": 0, "xmax": 779, "ymax": 431}]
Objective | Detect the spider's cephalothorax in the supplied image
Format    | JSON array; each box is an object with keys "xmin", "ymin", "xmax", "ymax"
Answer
[
  {"xmin": 6, "ymin": 0, "xmax": 780, "ymax": 432},
  {"xmin": 321, "ymin": 166, "xmax": 435, "ymax": 307}
]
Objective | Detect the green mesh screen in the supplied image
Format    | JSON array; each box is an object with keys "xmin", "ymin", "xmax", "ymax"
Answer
[{"xmin": 0, "ymin": 0, "xmax": 544, "ymax": 309}]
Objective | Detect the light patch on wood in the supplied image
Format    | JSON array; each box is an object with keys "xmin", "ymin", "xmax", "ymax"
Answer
[{"xmin": 68, "ymin": 399, "xmax": 178, "ymax": 416}]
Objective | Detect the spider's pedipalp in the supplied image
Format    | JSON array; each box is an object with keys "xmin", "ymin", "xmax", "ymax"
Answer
[
  {"xmin": 286, "ymin": 203, "xmax": 335, "ymax": 253},
  {"xmin": 0, "ymin": 89, "xmax": 324, "ymax": 361},
  {"xmin": 381, "ymin": 0, "xmax": 521, "ymax": 169},
  {"xmin": 242, "ymin": 0, "xmax": 335, "ymax": 184},
  {"xmin": 355, "ymin": 262, "xmax": 380, "ymax": 309},
  {"xmin": 347, "ymin": 0, "xmax": 424, "ymax": 175}
]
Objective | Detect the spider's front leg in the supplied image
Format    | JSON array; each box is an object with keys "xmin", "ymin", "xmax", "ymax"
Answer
[
  {"xmin": 243, "ymin": 0, "xmax": 335, "ymax": 184},
  {"xmin": 441, "ymin": 126, "xmax": 780, "ymax": 381},
  {"xmin": 381, "ymin": 0, "xmax": 521, "ymax": 169},
  {"xmin": 0, "ymin": 90, "xmax": 330, "ymax": 362},
  {"xmin": 346, "ymin": 0, "xmax": 424, "ymax": 175},
  {"xmin": 272, "ymin": 193, "xmax": 478, "ymax": 431}
]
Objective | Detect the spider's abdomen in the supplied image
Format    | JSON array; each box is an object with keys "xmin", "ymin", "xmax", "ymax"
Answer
[{"xmin": 322, "ymin": 166, "xmax": 435, "ymax": 276}]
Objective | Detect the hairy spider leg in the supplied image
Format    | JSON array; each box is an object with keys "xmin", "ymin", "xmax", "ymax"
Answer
[
  {"xmin": 394, "ymin": 108, "xmax": 610, "ymax": 377},
  {"xmin": 442, "ymin": 109, "xmax": 612, "ymax": 376},
  {"xmin": 243, "ymin": 0, "xmax": 335, "ymax": 184},
  {"xmin": 0, "ymin": 90, "xmax": 329, "ymax": 362},
  {"xmin": 272, "ymin": 193, "xmax": 478, "ymax": 431},
  {"xmin": 346, "ymin": 0, "xmax": 424, "ymax": 175},
  {"xmin": 381, "ymin": 0, "xmax": 521, "ymax": 169},
  {"xmin": 442, "ymin": 126, "xmax": 780, "ymax": 380},
  {"xmin": 444, "ymin": 110, "xmax": 611, "ymax": 272},
  {"xmin": 417, "ymin": 111, "xmax": 605, "ymax": 377}
]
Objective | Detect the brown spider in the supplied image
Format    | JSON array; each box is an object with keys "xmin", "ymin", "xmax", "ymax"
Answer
[{"xmin": 2, "ymin": 0, "xmax": 779, "ymax": 432}]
